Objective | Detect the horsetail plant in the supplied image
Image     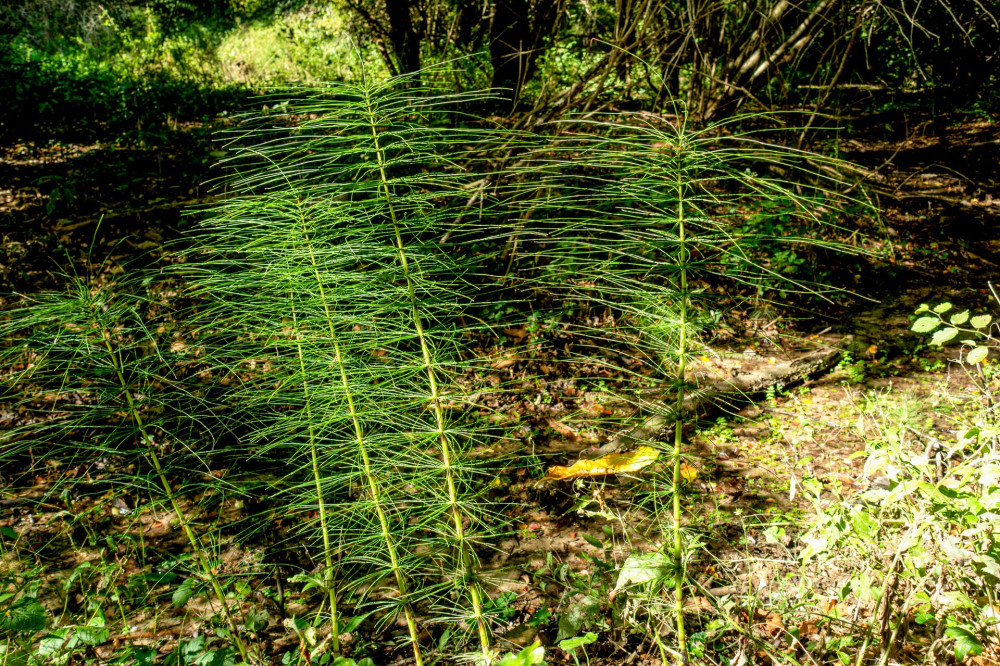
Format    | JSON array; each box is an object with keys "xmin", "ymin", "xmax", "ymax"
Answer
[
  {"xmin": 281, "ymin": 161, "xmax": 425, "ymax": 661},
  {"xmin": 0, "ymin": 264, "xmax": 251, "ymax": 663},
  {"xmin": 361, "ymin": 80, "xmax": 490, "ymax": 661},
  {"xmin": 0, "ymin": 63, "xmax": 877, "ymax": 665},
  {"xmin": 180, "ymin": 67, "xmax": 514, "ymax": 660},
  {"xmin": 505, "ymin": 111, "xmax": 872, "ymax": 660}
]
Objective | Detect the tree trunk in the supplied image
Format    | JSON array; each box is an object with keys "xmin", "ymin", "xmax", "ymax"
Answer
[
  {"xmin": 385, "ymin": 0, "xmax": 422, "ymax": 75},
  {"xmin": 490, "ymin": 0, "xmax": 562, "ymax": 112}
]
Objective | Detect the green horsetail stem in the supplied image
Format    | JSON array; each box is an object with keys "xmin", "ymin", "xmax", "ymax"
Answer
[
  {"xmin": 90, "ymin": 299, "xmax": 252, "ymax": 665},
  {"xmin": 295, "ymin": 212, "xmax": 425, "ymax": 666},
  {"xmin": 362, "ymin": 85, "xmax": 492, "ymax": 663}
]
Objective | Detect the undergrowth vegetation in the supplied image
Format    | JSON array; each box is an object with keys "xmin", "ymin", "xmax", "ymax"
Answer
[
  {"xmin": 0, "ymin": 1, "xmax": 385, "ymax": 139},
  {"xmin": 2, "ymin": 26, "xmax": 998, "ymax": 663},
  {"xmin": 0, "ymin": 59, "xmax": 897, "ymax": 664}
]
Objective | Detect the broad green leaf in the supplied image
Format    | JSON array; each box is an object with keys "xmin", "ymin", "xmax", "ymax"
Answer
[
  {"xmin": 177, "ymin": 636, "xmax": 206, "ymax": 665},
  {"xmin": 131, "ymin": 647, "xmax": 158, "ymax": 666},
  {"xmin": 341, "ymin": 612, "xmax": 370, "ymax": 634},
  {"xmin": 196, "ymin": 648, "xmax": 236, "ymax": 666},
  {"xmin": 38, "ymin": 632, "xmax": 78, "ymax": 657},
  {"xmin": 245, "ymin": 609, "xmax": 270, "ymax": 632},
  {"xmin": 950, "ymin": 310, "xmax": 970, "ymax": 325},
  {"xmin": 172, "ymin": 578, "xmax": 197, "ymax": 608},
  {"xmin": 973, "ymin": 553, "xmax": 1000, "ymax": 580},
  {"xmin": 915, "ymin": 303, "xmax": 930, "ymax": 313},
  {"xmin": 559, "ymin": 632, "xmax": 598, "ymax": 650},
  {"xmin": 933, "ymin": 302, "xmax": 953, "ymax": 314},
  {"xmin": 945, "ymin": 626, "xmax": 983, "ymax": 661},
  {"xmin": 582, "ymin": 534, "xmax": 603, "ymax": 549},
  {"xmin": 930, "ymin": 327, "xmax": 959, "ymax": 346},
  {"xmin": 75, "ymin": 625, "xmax": 110, "ymax": 646},
  {"xmin": 966, "ymin": 346, "xmax": 989, "ymax": 364},
  {"xmin": 614, "ymin": 552, "xmax": 672, "ymax": 593},
  {"xmin": 911, "ymin": 316, "xmax": 941, "ymax": 333},
  {"xmin": 498, "ymin": 644, "xmax": 546, "ymax": 666},
  {"xmin": 0, "ymin": 597, "xmax": 47, "ymax": 633},
  {"xmin": 852, "ymin": 510, "xmax": 877, "ymax": 539},
  {"xmin": 555, "ymin": 596, "xmax": 599, "ymax": 642},
  {"xmin": 971, "ymin": 314, "xmax": 993, "ymax": 329}
]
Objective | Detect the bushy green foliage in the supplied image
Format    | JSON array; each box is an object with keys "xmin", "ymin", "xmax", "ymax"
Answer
[
  {"xmin": 180, "ymin": 70, "xmax": 519, "ymax": 662},
  {"xmin": 0, "ymin": 597, "xmax": 47, "ymax": 634},
  {"xmin": 0, "ymin": 59, "xmax": 874, "ymax": 662},
  {"xmin": 0, "ymin": 1, "xmax": 383, "ymax": 138}
]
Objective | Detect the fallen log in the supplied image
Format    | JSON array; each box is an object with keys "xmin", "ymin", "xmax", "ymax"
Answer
[{"xmin": 582, "ymin": 337, "xmax": 849, "ymax": 460}]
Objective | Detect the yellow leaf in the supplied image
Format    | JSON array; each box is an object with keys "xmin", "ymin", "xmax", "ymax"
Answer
[
  {"xmin": 680, "ymin": 463, "xmax": 699, "ymax": 483},
  {"xmin": 542, "ymin": 446, "xmax": 659, "ymax": 481}
]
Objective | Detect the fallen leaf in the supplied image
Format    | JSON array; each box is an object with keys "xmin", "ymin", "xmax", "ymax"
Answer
[
  {"xmin": 547, "ymin": 419, "xmax": 580, "ymax": 439},
  {"xmin": 491, "ymin": 352, "xmax": 521, "ymax": 369},
  {"xmin": 797, "ymin": 620, "xmax": 820, "ymax": 636},
  {"xmin": 684, "ymin": 596, "xmax": 714, "ymax": 612},
  {"xmin": 542, "ymin": 446, "xmax": 659, "ymax": 481},
  {"xmin": 763, "ymin": 611, "xmax": 785, "ymax": 635},
  {"xmin": 680, "ymin": 462, "xmax": 699, "ymax": 483},
  {"xmin": 503, "ymin": 327, "xmax": 529, "ymax": 342}
]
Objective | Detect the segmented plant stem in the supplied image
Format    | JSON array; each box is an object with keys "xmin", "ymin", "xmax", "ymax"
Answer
[
  {"xmin": 91, "ymin": 304, "xmax": 251, "ymax": 665},
  {"xmin": 671, "ymin": 165, "xmax": 689, "ymax": 666},
  {"xmin": 297, "ymin": 223, "xmax": 425, "ymax": 666},
  {"xmin": 289, "ymin": 299, "xmax": 342, "ymax": 657},
  {"xmin": 362, "ymin": 89, "xmax": 491, "ymax": 662}
]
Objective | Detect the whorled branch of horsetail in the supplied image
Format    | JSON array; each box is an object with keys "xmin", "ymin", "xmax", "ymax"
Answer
[
  {"xmin": 670, "ymin": 142, "xmax": 689, "ymax": 666},
  {"xmin": 290, "ymin": 201, "xmax": 425, "ymax": 666},
  {"xmin": 87, "ymin": 299, "xmax": 251, "ymax": 664},
  {"xmin": 361, "ymin": 86, "xmax": 491, "ymax": 660},
  {"xmin": 288, "ymin": 296, "xmax": 342, "ymax": 657}
]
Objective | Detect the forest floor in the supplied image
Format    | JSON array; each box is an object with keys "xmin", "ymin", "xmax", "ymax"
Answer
[{"xmin": 2, "ymin": 107, "xmax": 1000, "ymax": 665}]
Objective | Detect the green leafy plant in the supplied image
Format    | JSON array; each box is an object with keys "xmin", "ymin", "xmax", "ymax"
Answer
[
  {"xmin": 505, "ymin": 110, "xmax": 870, "ymax": 662},
  {"xmin": 558, "ymin": 631, "xmax": 598, "ymax": 666},
  {"xmin": 800, "ymin": 389, "xmax": 999, "ymax": 665},
  {"xmin": 0, "ymin": 261, "xmax": 252, "ymax": 662},
  {"xmin": 911, "ymin": 300, "xmax": 994, "ymax": 364},
  {"xmin": 498, "ymin": 643, "xmax": 546, "ymax": 666},
  {"xmin": 838, "ymin": 350, "xmax": 868, "ymax": 384},
  {"xmin": 2, "ymin": 55, "xmax": 877, "ymax": 664},
  {"xmin": 0, "ymin": 596, "xmax": 47, "ymax": 634}
]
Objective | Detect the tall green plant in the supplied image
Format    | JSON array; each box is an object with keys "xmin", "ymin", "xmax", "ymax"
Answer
[
  {"xmin": 1, "ymin": 66, "xmax": 874, "ymax": 664},
  {"xmin": 0, "ymin": 265, "xmax": 251, "ymax": 662},
  {"xmin": 182, "ymin": 68, "xmax": 513, "ymax": 661},
  {"xmin": 508, "ymin": 112, "xmax": 870, "ymax": 660}
]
